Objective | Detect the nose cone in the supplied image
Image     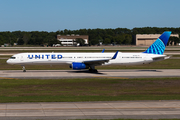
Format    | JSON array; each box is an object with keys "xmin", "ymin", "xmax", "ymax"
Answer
[
  {"xmin": 6, "ymin": 59, "xmax": 11, "ymax": 64},
  {"xmin": 6, "ymin": 59, "xmax": 9, "ymax": 64}
]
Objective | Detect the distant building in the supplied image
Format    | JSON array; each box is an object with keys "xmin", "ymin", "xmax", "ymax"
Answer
[
  {"xmin": 57, "ymin": 34, "xmax": 88, "ymax": 46},
  {"xmin": 135, "ymin": 34, "xmax": 179, "ymax": 46}
]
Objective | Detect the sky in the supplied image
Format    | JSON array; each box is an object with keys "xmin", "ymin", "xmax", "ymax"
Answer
[{"xmin": 0, "ymin": 0, "xmax": 180, "ymax": 32}]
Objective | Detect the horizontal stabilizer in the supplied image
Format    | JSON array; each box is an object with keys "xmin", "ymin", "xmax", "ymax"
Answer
[{"xmin": 152, "ymin": 55, "xmax": 170, "ymax": 61}]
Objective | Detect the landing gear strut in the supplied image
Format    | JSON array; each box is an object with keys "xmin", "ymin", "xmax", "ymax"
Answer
[
  {"xmin": 89, "ymin": 65, "xmax": 98, "ymax": 73},
  {"xmin": 22, "ymin": 66, "xmax": 26, "ymax": 72}
]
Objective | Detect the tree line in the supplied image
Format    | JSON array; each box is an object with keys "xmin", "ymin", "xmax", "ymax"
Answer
[{"xmin": 0, "ymin": 27, "xmax": 180, "ymax": 46}]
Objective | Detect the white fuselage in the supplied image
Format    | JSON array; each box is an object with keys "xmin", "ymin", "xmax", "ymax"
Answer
[{"xmin": 6, "ymin": 52, "xmax": 166, "ymax": 66}]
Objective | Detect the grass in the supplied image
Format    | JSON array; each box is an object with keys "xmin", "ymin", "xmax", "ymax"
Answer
[
  {"xmin": 172, "ymin": 55, "xmax": 180, "ymax": 57},
  {"xmin": 0, "ymin": 77, "xmax": 180, "ymax": 102}
]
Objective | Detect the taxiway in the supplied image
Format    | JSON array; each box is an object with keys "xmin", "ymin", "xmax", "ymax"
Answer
[
  {"xmin": 0, "ymin": 101, "xmax": 180, "ymax": 119},
  {"xmin": 0, "ymin": 69, "xmax": 180, "ymax": 79}
]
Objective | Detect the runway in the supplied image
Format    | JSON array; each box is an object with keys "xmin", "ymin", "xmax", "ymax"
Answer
[
  {"xmin": 1, "ymin": 69, "xmax": 180, "ymax": 79},
  {"xmin": 0, "ymin": 101, "xmax": 180, "ymax": 119}
]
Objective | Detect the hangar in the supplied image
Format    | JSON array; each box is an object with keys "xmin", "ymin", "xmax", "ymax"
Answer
[
  {"xmin": 57, "ymin": 34, "xmax": 88, "ymax": 46},
  {"xmin": 135, "ymin": 34, "xmax": 179, "ymax": 46}
]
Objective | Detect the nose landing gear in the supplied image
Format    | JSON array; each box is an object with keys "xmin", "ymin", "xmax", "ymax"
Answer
[{"xmin": 22, "ymin": 66, "xmax": 26, "ymax": 72}]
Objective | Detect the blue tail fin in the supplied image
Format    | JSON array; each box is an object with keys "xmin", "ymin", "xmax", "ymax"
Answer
[{"xmin": 143, "ymin": 31, "xmax": 171, "ymax": 55}]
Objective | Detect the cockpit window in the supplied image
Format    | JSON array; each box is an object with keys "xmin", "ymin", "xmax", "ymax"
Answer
[{"xmin": 10, "ymin": 57, "xmax": 16, "ymax": 59}]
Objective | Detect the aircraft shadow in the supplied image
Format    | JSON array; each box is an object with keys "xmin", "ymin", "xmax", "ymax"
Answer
[
  {"xmin": 137, "ymin": 70, "xmax": 162, "ymax": 72},
  {"xmin": 99, "ymin": 69, "xmax": 162, "ymax": 72},
  {"xmin": 68, "ymin": 70, "xmax": 105, "ymax": 75}
]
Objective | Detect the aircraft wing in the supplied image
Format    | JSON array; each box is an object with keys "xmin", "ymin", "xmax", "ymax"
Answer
[
  {"xmin": 83, "ymin": 59, "xmax": 110, "ymax": 66},
  {"xmin": 83, "ymin": 51, "xmax": 118, "ymax": 66}
]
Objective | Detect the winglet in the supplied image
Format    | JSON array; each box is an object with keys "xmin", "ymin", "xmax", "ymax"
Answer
[
  {"xmin": 112, "ymin": 51, "xmax": 118, "ymax": 59},
  {"xmin": 102, "ymin": 49, "xmax": 105, "ymax": 53}
]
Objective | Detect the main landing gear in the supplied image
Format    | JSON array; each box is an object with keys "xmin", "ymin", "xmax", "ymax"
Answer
[
  {"xmin": 22, "ymin": 66, "xmax": 26, "ymax": 72},
  {"xmin": 89, "ymin": 65, "xmax": 98, "ymax": 73}
]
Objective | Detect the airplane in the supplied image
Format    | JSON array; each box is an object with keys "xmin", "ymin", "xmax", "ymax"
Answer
[{"xmin": 6, "ymin": 31, "xmax": 171, "ymax": 73}]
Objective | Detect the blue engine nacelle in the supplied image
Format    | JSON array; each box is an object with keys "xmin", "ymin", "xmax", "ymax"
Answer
[{"xmin": 70, "ymin": 62, "xmax": 87, "ymax": 70}]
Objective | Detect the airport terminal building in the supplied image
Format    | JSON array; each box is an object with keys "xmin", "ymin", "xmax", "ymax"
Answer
[
  {"xmin": 135, "ymin": 34, "xmax": 179, "ymax": 46},
  {"xmin": 57, "ymin": 34, "xmax": 88, "ymax": 46}
]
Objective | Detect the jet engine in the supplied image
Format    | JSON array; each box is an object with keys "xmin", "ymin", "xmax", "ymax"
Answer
[{"xmin": 70, "ymin": 62, "xmax": 88, "ymax": 70}]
